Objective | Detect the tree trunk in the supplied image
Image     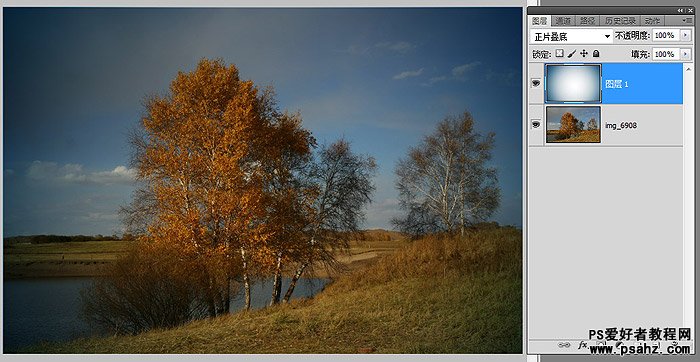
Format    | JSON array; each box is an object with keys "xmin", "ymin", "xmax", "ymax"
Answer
[
  {"xmin": 459, "ymin": 181, "xmax": 465, "ymax": 237},
  {"xmin": 207, "ymin": 276, "xmax": 217, "ymax": 317},
  {"xmin": 282, "ymin": 263, "xmax": 307, "ymax": 303},
  {"xmin": 270, "ymin": 253, "xmax": 283, "ymax": 306},
  {"xmin": 242, "ymin": 273, "xmax": 251, "ymax": 311},
  {"xmin": 240, "ymin": 247, "xmax": 251, "ymax": 311},
  {"xmin": 224, "ymin": 276, "xmax": 231, "ymax": 313},
  {"xmin": 207, "ymin": 299, "xmax": 216, "ymax": 318}
]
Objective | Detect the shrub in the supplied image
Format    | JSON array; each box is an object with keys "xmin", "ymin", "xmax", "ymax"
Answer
[{"xmin": 81, "ymin": 242, "xmax": 236, "ymax": 335}]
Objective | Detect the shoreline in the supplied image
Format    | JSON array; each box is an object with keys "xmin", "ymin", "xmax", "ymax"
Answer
[
  {"xmin": 3, "ymin": 249, "xmax": 391, "ymax": 280},
  {"xmin": 3, "ymin": 261, "xmax": 110, "ymax": 280}
]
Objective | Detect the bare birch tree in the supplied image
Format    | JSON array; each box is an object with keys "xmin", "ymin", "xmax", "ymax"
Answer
[
  {"xmin": 281, "ymin": 140, "xmax": 377, "ymax": 303},
  {"xmin": 587, "ymin": 118, "xmax": 598, "ymax": 131},
  {"xmin": 392, "ymin": 111, "xmax": 500, "ymax": 237}
]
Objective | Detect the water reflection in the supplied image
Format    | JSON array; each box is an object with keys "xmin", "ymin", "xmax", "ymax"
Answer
[{"xmin": 3, "ymin": 276, "xmax": 328, "ymax": 351}]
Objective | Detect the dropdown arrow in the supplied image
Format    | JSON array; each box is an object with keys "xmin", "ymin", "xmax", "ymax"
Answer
[{"xmin": 605, "ymin": 34, "xmax": 610, "ymax": 38}]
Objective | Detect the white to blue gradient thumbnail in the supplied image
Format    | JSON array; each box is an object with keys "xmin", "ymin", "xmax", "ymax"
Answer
[{"xmin": 546, "ymin": 65, "xmax": 601, "ymax": 103}]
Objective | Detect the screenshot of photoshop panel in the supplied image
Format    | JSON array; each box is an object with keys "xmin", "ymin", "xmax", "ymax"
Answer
[
  {"xmin": 527, "ymin": 5, "xmax": 695, "ymax": 357},
  {"xmin": 0, "ymin": 1, "xmax": 696, "ymax": 361}
]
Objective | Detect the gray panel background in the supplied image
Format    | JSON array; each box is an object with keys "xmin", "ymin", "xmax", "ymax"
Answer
[
  {"xmin": 540, "ymin": 0, "xmax": 697, "ymax": 360},
  {"xmin": 545, "ymin": 0, "xmax": 694, "ymax": 5}
]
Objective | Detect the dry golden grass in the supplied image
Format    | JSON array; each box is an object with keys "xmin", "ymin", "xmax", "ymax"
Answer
[
  {"xmin": 4, "ymin": 240, "xmax": 132, "ymax": 258},
  {"xmin": 548, "ymin": 129, "xmax": 600, "ymax": 143},
  {"xmin": 3, "ymin": 240, "xmax": 133, "ymax": 278},
  {"xmin": 25, "ymin": 227, "xmax": 522, "ymax": 354}
]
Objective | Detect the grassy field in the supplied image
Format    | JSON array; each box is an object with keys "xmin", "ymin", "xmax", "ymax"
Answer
[
  {"xmin": 3, "ymin": 232, "xmax": 406, "ymax": 279},
  {"xmin": 547, "ymin": 129, "xmax": 600, "ymax": 143},
  {"xmin": 26, "ymin": 227, "xmax": 522, "ymax": 354},
  {"xmin": 3, "ymin": 240, "xmax": 133, "ymax": 279}
]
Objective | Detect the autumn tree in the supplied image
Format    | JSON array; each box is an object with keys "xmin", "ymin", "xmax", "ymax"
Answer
[
  {"xmin": 258, "ymin": 113, "xmax": 317, "ymax": 306},
  {"xmin": 264, "ymin": 182, "xmax": 316, "ymax": 305},
  {"xmin": 116, "ymin": 58, "xmax": 375, "ymax": 315},
  {"xmin": 393, "ymin": 111, "xmax": 500, "ymax": 237},
  {"xmin": 124, "ymin": 58, "xmax": 315, "ymax": 312},
  {"xmin": 559, "ymin": 112, "xmax": 580, "ymax": 139},
  {"xmin": 587, "ymin": 118, "xmax": 598, "ymax": 130}
]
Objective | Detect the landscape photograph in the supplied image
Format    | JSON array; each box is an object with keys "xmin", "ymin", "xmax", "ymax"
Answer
[
  {"xmin": 3, "ymin": 8, "xmax": 522, "ymax": 354},
  {"xmin": 546, "ymin": 106, "xmax": 601, "ymax": 143}
]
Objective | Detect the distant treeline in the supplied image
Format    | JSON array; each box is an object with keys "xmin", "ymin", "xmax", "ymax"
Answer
[
  {"xmin": 4, "ymin": 233, "xmax": 136, "ymax": 245},
  {"xmin": 356, "ymin": 229, "xmax": 406, "ymax": 241}
]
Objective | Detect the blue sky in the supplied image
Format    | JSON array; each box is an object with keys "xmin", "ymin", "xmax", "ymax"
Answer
[{"xmin": 3, "ymin": 8, "xmax": 522, "ymax": 236}]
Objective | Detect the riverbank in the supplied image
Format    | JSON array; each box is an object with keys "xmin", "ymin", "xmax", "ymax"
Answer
[
  {"xmin": 24, "ymin": 227, "xmax": 522, "ymax": 354},
  {"xmin": 4, "ymin": 234, "xmax": 405, "ymax": 279},
  {"xmin": 3, "ymin": 240, "xmax": 129, "ymax": 279}
]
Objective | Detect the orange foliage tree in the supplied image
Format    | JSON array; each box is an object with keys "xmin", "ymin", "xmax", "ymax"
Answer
[
  {"xmin": 121, "ymin": 58, "xmax": 376, "ymax": 316},
  {"xmin": 129, "ymin": 59, "xmax": 313, "ymax": 312},
  {"xmin": 559, "ymin": 112, "xmax": 580, "ymax": 139}
]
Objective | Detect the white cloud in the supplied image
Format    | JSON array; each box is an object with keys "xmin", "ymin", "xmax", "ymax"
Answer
[
  {"xmin": 484, "ymin": 68, "xmax": 518, "ymax": 86},
  {"xmin": 393, "ymin": 68, "xmax": 424, "ymax": 80},
  {"xmin": 421, "ymin": 75, "xmax": 448, "ymax": 86},
  {"xmin": 80, "ymin": 212, "xmax": 119, "ymax": 221},
  {"xmin": 27, "ymin": 161, "xmax": 74, "ymax": 180},
  {"xmin": 341, "ymin": 41, "xmax": 416, "ymax": 58},
  {"xmin": 26, "ymin": 161, "xmax": 136, "ymax": 185},
  {"xmin": 375, "ymin": 41, "xmax": 416, "ymax": 54},
  {"xmin": 420, "ymin": 61, "xmax": 483, "ymax": 86},
  {"xmin": 338, "ymin": 44, "xmax": 370, "ymax": 55},
  {"xmin": 451, "ymin": 61, "xmax": 482, "ymax": 78},
  {"xmin": 91, "ymin": 166, "xmax": 137, "ymax": 184},
  {"xmin": 363, "ymin": 197, "xmax": 401, "ymax": 230}
]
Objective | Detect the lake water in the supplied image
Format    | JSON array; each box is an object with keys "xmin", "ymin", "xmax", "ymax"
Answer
[{"xmin": 3, "ymin": 276, "xmax": 328, "ymax": 352}]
